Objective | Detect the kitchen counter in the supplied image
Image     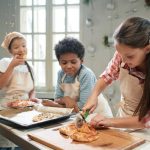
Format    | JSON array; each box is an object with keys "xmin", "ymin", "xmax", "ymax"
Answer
[{"xmin": 0, "ymin": 115, "xmax": 150, "ymax": 150}]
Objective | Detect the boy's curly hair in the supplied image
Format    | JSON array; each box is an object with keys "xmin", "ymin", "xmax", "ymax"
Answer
[{"xmin": 54, "ymin": 37, "xmax": 85, "ymax": 60}]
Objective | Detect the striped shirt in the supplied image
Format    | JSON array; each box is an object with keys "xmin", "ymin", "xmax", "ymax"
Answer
[
  {"xmin": 100, "ymin": 51, "xmax": 145, "ymax": 84},
  {"xmin": 55, "ymin": 65, "xmax": 97, "ymax": 109}
]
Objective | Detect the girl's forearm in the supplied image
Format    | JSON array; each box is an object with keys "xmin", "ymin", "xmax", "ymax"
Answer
[
  {"xmin": 91, "ymin": 77, "xmax": 108, "ymax": 98},
  {"xmin": 108, "ymin": 116, "xmax": 145, "ymax": 129}
]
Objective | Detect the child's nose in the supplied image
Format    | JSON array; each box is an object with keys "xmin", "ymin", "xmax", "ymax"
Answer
[
  {"xmin": 122, "ymin": 56, "xmax": 127, "ymax": 63},
  {"xmin": 66, "ymin": 63, "xmax": 72, "ymax": 68}
]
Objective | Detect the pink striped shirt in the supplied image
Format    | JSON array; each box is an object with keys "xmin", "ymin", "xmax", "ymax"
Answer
[{"xmin": 100, "ymin": 51, "xmax": 145, "ymax": 84}]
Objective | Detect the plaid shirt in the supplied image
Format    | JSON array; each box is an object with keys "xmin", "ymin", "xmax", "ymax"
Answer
[{"xmin": 100, "ymin": 51, "xmax": 145, "ymax": 84}]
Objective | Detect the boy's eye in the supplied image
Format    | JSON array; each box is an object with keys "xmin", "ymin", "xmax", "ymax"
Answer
[
  {"xmin": 60, "ymin": 61, "xmax": 67, "ymax": 65},
  {"xmin": 71, "ymin": 61, "xmax": 77, "ymax": 64},
  {"xmin": 60, "ymin": 60, "xmax": 77, "ymax": 65}
]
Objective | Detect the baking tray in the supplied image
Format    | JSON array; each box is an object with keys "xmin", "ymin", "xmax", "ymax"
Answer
[{"xmin": 0, "ymin": 107, "xmax": 71, "ymax": 128}]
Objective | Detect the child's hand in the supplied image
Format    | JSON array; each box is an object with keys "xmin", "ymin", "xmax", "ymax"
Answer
[
  {"xmin": 56, "ymin": 96, "xmax": 76, "ymax": 108},
  {"xmin": 10, "ymin": 55, "xmax": 25, "ymax": 68},
  {"xmin": 42, "ymin": 99, "xmax": 63, "ymax": 107}
]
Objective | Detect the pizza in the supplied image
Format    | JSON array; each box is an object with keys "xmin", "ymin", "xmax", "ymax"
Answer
[
  {"xmin": 59, "ymin": 122, "xmax": 99, "ymax": 142},
  {"xmin": 32, "ymin": 112, "xmax": 61, "ymax": 122},
  {"xmin": 7, "ymin": 100, "xmax": 34, "ymax": 108}
]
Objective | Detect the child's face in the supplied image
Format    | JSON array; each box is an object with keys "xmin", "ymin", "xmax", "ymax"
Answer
[
  {"xmin": 10, "ymin": 38, "xmax": 27, "ymax": 58},
  {"xmin": 59, "ymin": 53, "xmax": 83, "ymax": 76},
  {"xmin": 115, "ymin": 42, "xmax": 148, "ymax": 69}
]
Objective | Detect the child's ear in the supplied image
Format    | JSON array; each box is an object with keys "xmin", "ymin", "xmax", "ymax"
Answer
[{"xmin": 81, "ymin": 59, "xmax": 84, "ymax": 63}]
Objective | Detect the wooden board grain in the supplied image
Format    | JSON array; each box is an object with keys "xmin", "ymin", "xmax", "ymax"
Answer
[{"xmin": 28, "ymin": 127, "xmax": 145, "ymax": 150}]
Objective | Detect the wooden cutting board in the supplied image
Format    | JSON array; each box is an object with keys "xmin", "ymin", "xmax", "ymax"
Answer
[{"xmin": 28, "ymin": 127, "xmax": 145, "ymax": 150}]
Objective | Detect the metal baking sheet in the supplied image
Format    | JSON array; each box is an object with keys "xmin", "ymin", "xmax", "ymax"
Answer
[{"xmin": 0, "ymin": 107, "xmax": 71, "ymax": 128}]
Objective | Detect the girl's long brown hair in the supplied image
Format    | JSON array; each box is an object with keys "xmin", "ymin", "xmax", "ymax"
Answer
[{"xmin": 113, "ymin": 17, "xmax": 150, "ymax": 120}]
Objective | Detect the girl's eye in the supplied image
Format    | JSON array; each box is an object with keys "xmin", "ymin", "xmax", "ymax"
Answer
[
  {"xmin": 127, "ymin": 55, "xmax": 134, "ymax": 59},
  {"xmin": 23, "ymin": 44, "xmax": 27, "ymax": 47}
]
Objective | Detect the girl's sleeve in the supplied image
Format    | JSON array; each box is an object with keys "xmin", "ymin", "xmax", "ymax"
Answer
[{"xmin": 100, "ymin": 51, "xmax": 122, "ymax": 84}]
